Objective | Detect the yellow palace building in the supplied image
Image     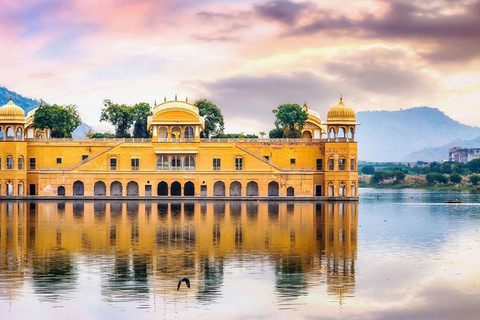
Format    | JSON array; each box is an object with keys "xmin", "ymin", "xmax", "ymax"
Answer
[{"xmin": 0, "ymin": 96, "xmax": 359, "ymax": 198}]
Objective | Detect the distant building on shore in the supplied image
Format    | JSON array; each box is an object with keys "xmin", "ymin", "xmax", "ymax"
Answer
[{"xmin": 449, "ymin": 147, "xmax": 480, "ymax": 163}]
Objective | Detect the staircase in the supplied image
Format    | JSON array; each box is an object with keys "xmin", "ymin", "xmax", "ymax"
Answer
[
  {"xmin": 233, "ymin": 142, "xmax": 283, "ymax": 171},
  {"xmin": 68, "ymin": 140, "xmax": 125, "ymax": 171}
]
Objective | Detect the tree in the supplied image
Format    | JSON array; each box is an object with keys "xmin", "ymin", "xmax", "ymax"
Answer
[
  {"xmin": 469, "ymin": 175, "xmax": 480, "ymax": 185},
  {"xmin": 370, "ymin": 170, "xmax": 393, "ymax": 184},
  {"xmin": 467, "ymin": 159, "xmax": 480, "ymax": 173},
  {"xmin": 269, "ymin": 128, "xmax": 284, "ymax": 138},
  {"xmin": 132, "ymin": 102, "xmax": 152, "ymax": 138},
  {"xmin": 259, "ymin": 131, "xmax": 266, "ymax": 139},
  {"xmin": 33, "ymin": 104, "xmax": 82, "ymax": 138},
  {"xmin": 361, "ymin": 165, "xmax": 375, "ymax": 175},
  {"xmin": 100, "ymin": 100, "xmax": 134, "ymax": 138},
  {"xmin": 272, "ymin": 104, "xmax": 308, "ymax": 138},
  {"xmin": 426, "ymin": 173, "xmax": 448, "ymax": 184},
  {"xmin": 393, "ymin": 170, "xmax": 406, "ymax": 183},
  {"xmin": 195, "ymin": 99, "xmax": 225, "ymax": 138},
  {"xmin": 449, "ymin": 173, "xmax": 462, "ymax": 184}
]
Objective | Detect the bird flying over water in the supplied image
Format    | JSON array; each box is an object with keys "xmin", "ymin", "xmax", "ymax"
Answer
[{"xmin": 177, "ymin": 277, "xmax": 190, "ymax": 291}]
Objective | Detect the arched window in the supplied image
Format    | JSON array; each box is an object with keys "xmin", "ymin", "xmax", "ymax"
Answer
[
  {"xmin": 171, "ymin": 156, "xmax": 181, "ymax": 170},
  {"xmin": 339, "ymin": 157, "xmax": 346, "ymax": 171},
  {"xmin": 351, "ymin": 185, "xmax": 356, "ymax": 197},
  {"xmin": 6, "ymin": 127, "xmax": 14, "ymax": 138},
  {"xmin": 6, "ymin": 156, "xmax": 13, "ymax": 170},
  {"xmin": 339, "ymin": 127, "xmax": 346, "ymax": 138},
  {"xmin": 157, "ymin": 155, "xmax": 169, "ymax": 170},
  {"xmin": 172, "ymin": 127, "xmax": 181, "ymax": 142},
  {"xmin": 350, "ymin": 158, "xmax": 356, "ymax": 171},
  {"xmin": 158, "ymin": 127, "xmax": 168, "ymax": 141},
  {"xmin": 329, "ymin": 127, "xmax": 335, "ymax": 139},
  {"xmin": 184, "ymin": 126, "xmax": 194, "ymax": 141},
  {"xmin": 328, "ymin": 157, "xmax": 334, "ymax": 170},
  {"xmin": 287, "ymin": 187, "xmax": 295, "ymax": 196},
  {"xmin": 184, "ymin": 155, "xmax": 195, "ymax": 170},
  {"xmin": 18, "ymin": 156, "xmax": 24, "ymax": 170},
  {"xmin": 16, "ymin": 127, "xmax": 23, "ymax": 139},
  {"xmin": 0, "ymin": 127, "xmax": 4, "ymax": 139}
]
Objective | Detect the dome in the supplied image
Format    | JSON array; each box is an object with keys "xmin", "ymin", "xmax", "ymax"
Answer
[
  {"xmin": 0, "ymin": 97, "xmax": 25, "ymax": 120},
  {"xmin": 326, "ymin": 97, "xmax": 357, "ymax": 123}
]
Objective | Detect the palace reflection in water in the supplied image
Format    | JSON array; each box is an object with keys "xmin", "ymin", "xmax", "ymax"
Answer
[{"xmin": 0, "ymin": 201, "xmax": 357, "ymax": 308}]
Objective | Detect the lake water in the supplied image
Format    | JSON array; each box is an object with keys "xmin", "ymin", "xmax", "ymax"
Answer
[{"xmin": 0, "ymin": 188, "xmax": 479, "ymax": 319}]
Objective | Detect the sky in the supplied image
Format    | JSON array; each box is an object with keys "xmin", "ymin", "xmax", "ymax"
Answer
[{"xmin": 0, "ymin": 0, "xmax": 479, "ymax": 134}]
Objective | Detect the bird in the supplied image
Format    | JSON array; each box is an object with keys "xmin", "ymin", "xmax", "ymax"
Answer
[{"xmin": 177, "ymin": 277, "xmax": 190, "ymax": 291}]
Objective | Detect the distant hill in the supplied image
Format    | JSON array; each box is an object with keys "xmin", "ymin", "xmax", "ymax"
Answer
[
  {"xmin": 356, "ymin": 107, "xmax": 480, "ymax": 162},
  {"xmin": 404, "ymin": 136, "xmax": 480, "ymax": 162},
  {"xmin": 0, "ymin": 85, "xmax": 93, "ymax": 138}
]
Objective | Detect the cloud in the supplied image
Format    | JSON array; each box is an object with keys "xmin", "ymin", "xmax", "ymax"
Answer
[{"xmin": 253, "ymin": 0, "xmax": 311, "ymax": 25}]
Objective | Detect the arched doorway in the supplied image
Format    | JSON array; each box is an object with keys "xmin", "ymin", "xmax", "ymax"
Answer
[
  {"xmin": 94, "ymin": 181, "xmax": 106, "ymax": 196},
  {"xmin": 127, "ymin": 181, "xmax": 139, "ymax": 196},
  {"xmin": 268, "ymin": 181, "xmax": 279, "ymax": 197},
  {"xmin": 229, "ymin": 181, "xmax": 242, "ymax": 196},
  {"xmin": 6, "ymin": 182, "xmax": 13, "ymax": 196},
  {"xmin": 73, "ymin": 180, "xmax": 84, "ymax": 196},
  {"xmin": 171, "ymin": 181, "xmax": 181, "ymax": 196},
  {"xmin": 17, "ymin": 182, "xmax": 24, "ymax": 196},
  {"xmin": 302, "ymin": 130, "xmax": 312, "ymax": 139},
  {"xmin": 184, "ymin": 181, "xmax": 195, "ymax": 196},
  {"xmin": 157, "ymin": 181, "xmax": 168, "ymax": 196},
  {"xmin": 287, "ymin": 187, "xmax": 294, "ymax": 196},
  {"xmin": 246, "ymin": 181, "xmax": 259, "ymax": 196},
  {"xmin": 110, "ymin": 181, "xmax": 123, "ymax": 196},
  {"xmin": 213, "ymin": 181, "xmax": 225, "ymax": 196},
  {"xmin": 58, "ymin": 186, "xmax": 65, "ymax": 196}
]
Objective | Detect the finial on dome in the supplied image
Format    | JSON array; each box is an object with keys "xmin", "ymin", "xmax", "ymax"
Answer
[
  {"xmin": 154, "ymin": 99, "xmax": 157, "ymax": 106},
  {"xmin": 164, "ymin": 96, "xmax": 166, "ymax": 102},
  {"xmin": 40, "ymin": 99, "xmax": 44, "ymax": 107},
  {"xmin": 303, "ymin": 101, "xmax": 308, "ymax": 111},
  {"xmin": 186, "ymin": 96, "xmax": 188, "ymax": 102},
  {"xmin": 340, "ymin": 95, "xmax": 343, "ymax": 102},
  {"xmin": 175, "ymin": 94, "xmax": 177, "ymax": 101},
  {"xmin": 9, "ymin": 95, "xmax": 12, "ymax": 101}
]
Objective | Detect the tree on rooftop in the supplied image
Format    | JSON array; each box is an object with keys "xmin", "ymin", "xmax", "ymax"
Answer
[
  {"xmin": 132, "ymin": 102, "xmax": 152, "ymax": 138},
  {"xmin": 33, "ymin": 103, "xmax": 81, "ymax": 138},
  {"xmin": 272, "ymin": 104, "xmax": 308, "ymax": 138},
  {"xmin": 100, "ymin": 100, "xmax": 134, "ymax": 138},
  {"xmin": 195, "ymin": 99, "xmax": 224, "ymax": 138}
]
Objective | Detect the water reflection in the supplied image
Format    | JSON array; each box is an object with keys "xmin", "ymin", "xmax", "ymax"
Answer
[{"xmin": 0, "ymin": 201, "xmax": 357, "ymax": 308}]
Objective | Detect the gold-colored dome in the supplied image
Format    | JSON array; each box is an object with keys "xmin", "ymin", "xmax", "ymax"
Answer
[
  {"xmin": 327, "ymin": 97, "xmax": 356, "ymax": 123},
  {"xmin": 0, "ymin": 97, "xmax": 25, "ymax": 120}
]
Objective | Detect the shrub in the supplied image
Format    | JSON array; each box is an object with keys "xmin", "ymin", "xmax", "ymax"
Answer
[
  {"xmin": 361, "ymin": 165, "xmax": 375, "ymax": 175},
  {"xmin": 371, "ymin": 170, "xmax": 393, "ymax": 184},
  {"xmin": 449, "ymin": 173, "xmax": 462, "ymax": 184},
  {"xmin": 469, "ymin": 175, "xmax": 480, "ymax": 185},
  {"xmin": 426, "ymin": 173, "xmax": 448, "ymax": 184}
]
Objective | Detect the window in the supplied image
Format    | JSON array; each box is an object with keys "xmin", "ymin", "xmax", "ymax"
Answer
[
  {"xmin": 339, "ymin": 158, "xmax": 346, "ymax": 171},
  {"xmin": 213, "ymin": 158, "xmax": 221, "ymax": 170},
  {"xmin": 110, "ymin": 158, "xmax": 117, "ymax": 170},
  {"xmin": 184, "ymin": 155, "xmax": 195, "ymax": 170},
  {"xmin": 0, "ymin": 158, "xmax": 2, "ymax": 169},
  {"xmin": 235, "ymin": 157, "xmax": 243, "ymax": 170},
  {"xmin": 131, "ymin": 158, "xmax": 139, "ymax": 170},
  {"xmin": 56, "ymin": 158, "xmax": 62, "ymax": 164},
  {"xmin": 171, "ymin": 155, "xmax": 181, "ymax": 170},
  {"xmin": 18, "ymin": 157, "xmax": 24, "ymax": 170},
  {"xmin": 328, "ymin": 158, "xmax": 334, "ymax": 170},
  {"xmin": 6, "ymin": 156, "xmax": 13, "ymax": 169},
  {"xmin": 29, "ymin": 158, "xmax": 36, "ymax": 170},
  {"xmin": 157, "ymin": 155, "xmax": 169, "ymax": 170},
  {"xmin": 82, "ymin": 155, "xmax": 88, "ymax": 160},
  {"xmin": 350, "ymin": 158, "xmax": 356, "ymax": 171},
  {"xmin": 290, "ymin": 158, "xmax": 296, "ymax": 164},
  {"xmin": 316, "ymin": 159, "xmax": 323, "ymax": 171},
  {"xmin": 264, "ymin": 155, "xmax": 269, "ymax": 161}
]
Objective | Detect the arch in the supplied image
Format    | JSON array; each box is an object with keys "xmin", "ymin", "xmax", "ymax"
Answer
[
  {"xmin": 213, "ymin": 181, "xmax": 225, "ymax": 196},
  {"xmin": 157, "ymin": 181, "xmax": 168, "ymax": 196},
  {"xmin": 229, "ymin": 181, "xmax": 242, "ymax": 196},
  {"xmin": 27, "ymin": 128, "xmax": 33, "ymax": 139},
  {"xmin": 268, "ymin": 181, "xmax": 279, "ymax": 197},
  {"xmin": 16, "ymin": 127, "xmax": 23, "ymax": 139},
  {"xmin": 94, "ymin": 181, "xmax": 106, "ymax": 196},
  {"xmin": 287, "ymin": 187, "xmax": 295, "ymax": 196},
  {"xmin": 6, "ymin": 182, "xmax": 13, "ymax": 196},
  {"xmin": 246, "ymin": 181, "xmax": 259, "ymax": 196},
  {"xmin": 6, "ymin": 126, "xmax": 14, "ymax": 138},
  {"xmin": 158, "ymin": 126, "xmax": 168, "ymax": 141},
  {"xmin": 157, "ymin": 155, "xmax": 169, "ymax": 170},
  {"xmin": 339, "ymin": 184, "xmax": 346, "ymax": 197},
  {"xmin": 17, "ymin": 156, "xmax": 24, "ymax": 170},
  {"xmin": 351, "ymin": 185, "xmax": 357, "ymax": 197},
  {"xmin": 126, "ymin": 181, "xmax": 139, "ymax": 196},
  {"xmin": 171, "ymin": 155, "xmax": 181, "ymax": 170},
  {"xmin": 171, "ymin": 181, "xmax": 181, "ymax": 196},
  {"xmin": 339, "ymin": 157, "xmax": 346, "ymax": 171},
  {"xmin": 57, "ymin": 186, "xmax": 66, "ymax": 196},
  {"xmin": 184, "ymin": 126, "xmax": 194, "ymax": 141},
  {"xmin": 6, "ymin": 156, "xmax": 13, "ymax": 169},
  {"xmin": 184, "ymin": 181, "xmax": 195, "ymax": 196},
  {"xmin": 73, "ymin": 180, "xmax": 84, "ymax": 196},
  {"xmin": 339, "ymin": 127, "xmax": 346, "ymax": 138},
  {"xmin": 184, "ymin": 155, "xmax": 195, "ymax": 170},
  {"xmin": 329, "ymin": 127, "xmax": 335, "ymax": 139},
  {"xmin": 172, "ymin": 126, "xmax": 181, "ymax": 141},
  {"xmin": 17, "ymin": 181, "xmax": 24, "ymax": 196},
  {"xmin": 110, "ymin": 181, "xmax": 123, "ymax": 196},
  {"xmin": 0, "ymin": 127, "xmax": 4, "ymax": 139},
  {"xmin": 302, "ymin": 130, "xmax": 312, "ymax": 139}
]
